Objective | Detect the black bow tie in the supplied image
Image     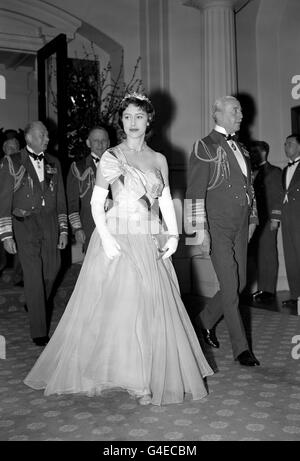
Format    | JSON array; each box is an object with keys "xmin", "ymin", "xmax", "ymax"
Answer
[
  {"xmin": 29, "ymin": 152, "xmax": 44, "ymax": 161},
  {"xmin": 223, "ymin": 134, "xmax": 237, "ymax": 141},
  {"xmin": 288, "ymin": 159, "xmax": 300, "ymax": 167},
  {"xmin": 92, "ymin": 156, "xmax": 100, "ymax": 164}
]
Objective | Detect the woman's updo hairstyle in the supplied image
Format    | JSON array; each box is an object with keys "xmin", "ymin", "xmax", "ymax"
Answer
[{"xmin": 118, "ymin": 92, "xmax": 155, "ymax": 134}]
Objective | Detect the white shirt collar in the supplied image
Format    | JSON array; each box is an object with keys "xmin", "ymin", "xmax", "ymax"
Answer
[
  {"xmin": 288, "ymin": 156, "xmax": 300, "ymax": 164},
  {"xmin": 214, "ymin": 125, "xmax": 236, "ymax": 137},
  {"xmin": 26, "ymin": 145, "xmax": 44, "ymax": 156}
]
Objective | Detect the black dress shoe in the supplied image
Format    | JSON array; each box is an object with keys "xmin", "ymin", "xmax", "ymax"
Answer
[
  {"xmin": 201, "ymin": 328, "xmax": 220, "ymax": 348},
  {"xmin": 237, "ymin": 350, "xmax": 260, "ymax": 366},
  {"xmin": 282, "ymin": 298, "xmax": 297, "ymax": 307},
  {"xmin": 252, "ymin": 291, "xmax": 275, "ymax": 304},
  {"xmin": 32, "ymin": 336, "xmax": 49, "ymax": 346}
]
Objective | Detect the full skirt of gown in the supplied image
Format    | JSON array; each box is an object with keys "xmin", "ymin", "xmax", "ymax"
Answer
[{"xmin": 24, "ymin": 222, "xmax": 213, "ymax": 405}]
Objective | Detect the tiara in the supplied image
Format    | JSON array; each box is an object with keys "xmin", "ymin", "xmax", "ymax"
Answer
[{"xmin": 121, "ymin": 92, "xmax": 150, "ymax": 104}]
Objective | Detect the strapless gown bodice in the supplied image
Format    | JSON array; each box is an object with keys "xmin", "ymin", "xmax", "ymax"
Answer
[{"xmin": 101, "ymin": 148, "xmax": 164, "ymax": 234}]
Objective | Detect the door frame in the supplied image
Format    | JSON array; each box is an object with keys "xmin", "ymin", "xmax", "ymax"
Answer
[{"xmin": 37, "ymin": 33, "xmax": 67, "ymax": 170}]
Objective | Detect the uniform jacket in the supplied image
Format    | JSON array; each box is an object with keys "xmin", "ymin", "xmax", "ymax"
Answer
[
  {"xmin": 66, "ymin": 154, "xmax": 97, "ymax": 234},
  {"xmin": 280, "ymin": 162, "xmax": 300, "ymax": 218},
  {"xmin": 186, "ymin": 130, "xmax": 258, "ymax": 229},
  {"xmin": 0, "ymin": 149, "xmax": 68, "ymax": 240},
  {"xmin": 253, "ymin": 162, "xmax": 282, "ymax": 223}
]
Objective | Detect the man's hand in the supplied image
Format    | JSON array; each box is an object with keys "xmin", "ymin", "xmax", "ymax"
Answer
[
  {"xmin": 270, "ymin": 220, "xmax": 280, "ymax": 231},
  {"xmin": 3, "ymin": 238, "xmax": 17, "ymax": 255},
  {"xmin": 248, "ymin": 223, "xmax": 257, "ymax": 241},
  {"xmin": 57, "ymin": 233, "xmax": 68, "ymax": 250},
  {"xmin": 75, "ymin": 229, "xmax": 86, "ymax": 245}
]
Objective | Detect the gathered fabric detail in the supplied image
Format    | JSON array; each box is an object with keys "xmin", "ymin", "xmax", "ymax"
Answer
[{"xmin": 100, "ymin": 149, "xmax": 164, "ymax": 207}]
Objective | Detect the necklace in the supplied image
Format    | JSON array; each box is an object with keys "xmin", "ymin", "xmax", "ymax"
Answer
[{"xmin": 124, "ymin": 141, "xmax": 147, "ymax": 154}]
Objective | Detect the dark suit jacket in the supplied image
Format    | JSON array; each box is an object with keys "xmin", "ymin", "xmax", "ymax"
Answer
[
  {"xmin": 186, "ymin": 130, "xmax": 258, "ymax": 229},
  {"xmin": 66, "ymin": 154, "xmax": 97, "ymax": 238},
  {"xmin": 281, "ymin": 163, "xmax": 300, "ymax": 218},
  {"xmin": 0, "ymin": 149, "xmax": 67, "ymax": 240},
  {"xmin": 254, "ymin": 162, "xmax": 282, "ymax": 224}
]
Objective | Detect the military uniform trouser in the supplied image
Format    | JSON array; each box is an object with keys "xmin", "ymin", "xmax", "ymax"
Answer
[{"xmin": 13, "ymin": 210, "xmax": 60, "ymax": 339}]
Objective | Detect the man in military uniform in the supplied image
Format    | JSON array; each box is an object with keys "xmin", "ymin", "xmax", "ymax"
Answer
[
  {"xmin": 67, "ymin": 126, "xmax": 110, "ymax": 252},
  {"xmin": 2, "ymin": 137, "xmax": 20, "ymax": 156},
  {"xmin": 0, "ymin": 138, "xmax": 21, "ymax": 277},
  {"xmin": 277, "ymin": 134, "xmax": 300, "ymax": 308},
  {"xmin": 0, "ymin": 121, "xmax": 68, "ymax": 346},
  {"xmin": 2, "ymin": 137, "xmax": 24, "ymax": 286},
  {"xmin": 249, "ymin": 141, "xmax": 282, "ymax": 304},
  {"xmin": 186, "ymin": 95, "xmax": 260, "ymax": 366}
]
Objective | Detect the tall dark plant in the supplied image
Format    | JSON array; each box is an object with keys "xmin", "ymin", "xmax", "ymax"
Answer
[{"xmin": 66, "ymin": 46, "xmax": 143, "ymax": 159}]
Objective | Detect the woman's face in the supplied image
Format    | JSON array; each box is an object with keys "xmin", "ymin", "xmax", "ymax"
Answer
[{"xmin": 122, "ymin": 103, "xmax": 148, "ymax": 138}]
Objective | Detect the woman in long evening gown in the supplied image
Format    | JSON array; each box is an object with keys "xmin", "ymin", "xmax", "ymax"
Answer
[{"xmin": 24, "ymin": 93, "xmax": 213, "ymax": 405}]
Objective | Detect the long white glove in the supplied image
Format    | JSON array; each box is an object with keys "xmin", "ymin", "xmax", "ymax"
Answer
[
  {"xmin": 158, "ymin": 186, "xmax": 179, "ymax": 259},
  {"xmin": 91, "ymin": 185, "xmax": 121, "ymax": 259}
]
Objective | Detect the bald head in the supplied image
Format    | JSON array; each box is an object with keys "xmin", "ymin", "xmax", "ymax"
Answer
[
  {"xmin": 24, "ymin": 121, "xmax": 47, "ymax": 137},
  {"xmin": 24, "ymin": 121, "xmax": 49, "ymax": 154}
]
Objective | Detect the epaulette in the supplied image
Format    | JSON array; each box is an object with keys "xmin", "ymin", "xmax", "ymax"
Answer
[
  {"xmin": 195, "ymin": 139, "xmax": 230, "ymax": 190},
  {"xmin": 71, "ymin": 159, "xmax": 95, "ymax": 198},
  {"xmin": 5, "ymin": 153, "xmax": 26, "ymax": 192},
  {"xmin": 71, "ymin": 160, "xmax": 94, "ymax": 183},
  {"xmin": 73, "ymin": 157, "xmax": 88, "ymax": 174}
]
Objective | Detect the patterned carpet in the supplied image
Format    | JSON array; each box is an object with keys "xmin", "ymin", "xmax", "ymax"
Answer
[{"xmin": 0, "ymin": 266, "xmax": 300, "ymax": 442}]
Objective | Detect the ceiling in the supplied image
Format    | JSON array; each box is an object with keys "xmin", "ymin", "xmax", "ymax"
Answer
[{"xmin": 0, "ymin": 50, "xmax": 36, "ymax": 70}]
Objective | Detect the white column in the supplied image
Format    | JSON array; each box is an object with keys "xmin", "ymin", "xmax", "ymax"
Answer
[
  {"xmin": 139, "ymin": 0, "xmax": 170, "ymax": 93},
  {"xmin": 184, "ymin": 0, "xmax": 238, "ymax": 135}
]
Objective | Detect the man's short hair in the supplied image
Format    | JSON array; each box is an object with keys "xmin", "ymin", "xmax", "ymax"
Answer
[
  {"xmin": 87, "ymin": 126, "xmax": 109, "ymax": 139},
  {"xmin": 212, "ymin": 96, "xmax": 238, "ymax": 122},
  {"xmin": 24, "ymin": 121, "xmax": 46, "ymax": 138},
  {"xmin": 287, "ymin": 133, "xmax": 300, "ymax": 145},
  {"xmin": 2, "ymin": 137, "xmax": 20, "ymax": 154},
  {"xmin": 250, "ymin": 140, "xmax": 270, "ymax": 156}
]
